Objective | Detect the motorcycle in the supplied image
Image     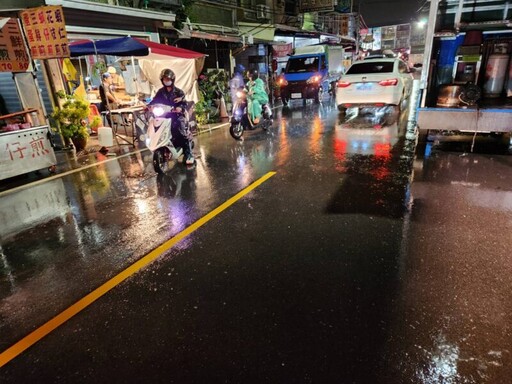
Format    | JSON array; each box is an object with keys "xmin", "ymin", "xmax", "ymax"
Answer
[
  {"xmin": 229, "ymin": 88, "xmax": 273, "ymax": 140},
  {"xmin": 145, "ymin": 103, "xmax": 194, "ymax": 174}
]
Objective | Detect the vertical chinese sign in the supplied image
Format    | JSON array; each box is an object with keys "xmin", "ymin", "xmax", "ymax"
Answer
[
  {"xmin": 0, "ymin": 18, "xmax": 30, "ymax": 72},
  {"xmin": 19, "ymin": 5, "xmax": 69, "ymax": 60}
]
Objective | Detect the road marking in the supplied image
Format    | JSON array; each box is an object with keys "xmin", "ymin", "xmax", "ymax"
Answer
[{"xmin": 0, "ymin": 171, "xmax": 276, "ymax": 368}]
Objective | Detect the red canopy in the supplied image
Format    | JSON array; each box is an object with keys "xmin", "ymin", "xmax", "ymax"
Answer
[{"xmin": 133, "ymin": 38, "xmax": 204, "ymax": 59}]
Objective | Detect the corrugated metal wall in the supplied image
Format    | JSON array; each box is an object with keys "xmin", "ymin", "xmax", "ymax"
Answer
[
  {"xmin": 0, "ymin": 69, "xmax": 53, "ymax": 118},
  {"xmin": 0, "ymin": 73, "xmax": 22, "ymax": 115}
]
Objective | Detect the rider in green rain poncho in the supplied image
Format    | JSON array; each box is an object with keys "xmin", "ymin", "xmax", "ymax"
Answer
[{"xmin": 246, "ymin": 69, "xmax": 269, "ymax": 124}]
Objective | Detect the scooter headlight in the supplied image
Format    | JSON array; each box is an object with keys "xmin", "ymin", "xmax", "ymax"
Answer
[
  {"xmin": 153, "ymin": 106, "xmax": 165, "ymax": 117},
  {"xmin": 236, "ymin": 91, "xmax": 244, "ymax": 98}
]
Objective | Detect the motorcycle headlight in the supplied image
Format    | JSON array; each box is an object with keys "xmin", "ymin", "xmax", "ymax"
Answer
[
  {"xmin": 278, "ymin": 77, "xmax": 288, "ymax": 86},
  {"xmin": 236, "ymin": 91, "xmax": 244, "ymax": 98},
  {"xmin": 153, "ymin": 106, "xmax": 165, "ymax": 117}
]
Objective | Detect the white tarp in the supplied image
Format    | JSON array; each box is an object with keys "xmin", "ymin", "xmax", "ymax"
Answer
[{"xmin": 137, "ymin": 52, "xmax": 205, "ymax": 103}]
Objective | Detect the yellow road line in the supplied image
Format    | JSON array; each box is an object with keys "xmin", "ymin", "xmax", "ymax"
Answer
[{"xmin": 0, "ymin": 171, "xmax": 276, "ymax": 368}]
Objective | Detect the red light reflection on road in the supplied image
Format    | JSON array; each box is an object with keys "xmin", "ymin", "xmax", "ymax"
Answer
[{"xmin": 334, "ymin": 138, "xmax": 347, "ymax": 173}]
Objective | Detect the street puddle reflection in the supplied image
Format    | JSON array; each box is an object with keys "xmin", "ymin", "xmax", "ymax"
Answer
[{"xmin": 326, "ymin": 106, "xmax": 415, "ymax": 218}]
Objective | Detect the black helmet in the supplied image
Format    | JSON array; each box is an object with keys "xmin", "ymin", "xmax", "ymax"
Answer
[
  {"xmin": 160, "ymin": 68, "xmax": 175, "ymax": 86},
  {"xmin": 248, "ymin": 69, "xmax": 258, "ymax": 80}
]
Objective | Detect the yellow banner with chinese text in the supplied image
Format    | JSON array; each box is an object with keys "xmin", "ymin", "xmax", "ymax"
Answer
[
  {"xmin": 19, "ymin": 5, "xmax": 69, "ymax": 60},
  {"xmin": 0, "ymin": 18, "xmax": 31, "ymax": 72}
]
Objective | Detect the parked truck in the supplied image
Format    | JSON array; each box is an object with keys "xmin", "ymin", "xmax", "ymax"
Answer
[{"xmin": 277, "ymin": 44, "xmax": 344, "ymax": 106}]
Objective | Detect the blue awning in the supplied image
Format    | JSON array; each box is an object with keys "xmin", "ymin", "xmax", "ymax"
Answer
[{"xmin": 69, "ymin": 36, "xmax": 149, "ymax": 57}]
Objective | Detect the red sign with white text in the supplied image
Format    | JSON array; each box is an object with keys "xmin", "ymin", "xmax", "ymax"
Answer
[{"xmin": 272, "ymin": 43, "xmax": 293, "ymax": 58}]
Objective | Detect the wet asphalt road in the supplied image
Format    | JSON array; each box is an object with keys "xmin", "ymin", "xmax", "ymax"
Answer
[{"xmin": 1, "ymin": 97, "xmax": 512, "ymax": 383}]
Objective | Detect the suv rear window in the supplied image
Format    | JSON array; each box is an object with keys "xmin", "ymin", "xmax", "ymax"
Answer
[{"xmin": 346, "ymin": 61, "xmax": 394, "ymax": 74}]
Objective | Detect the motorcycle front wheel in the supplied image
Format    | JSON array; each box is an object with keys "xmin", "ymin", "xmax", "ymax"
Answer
[
  {"xmin": 153, "ymin": 147, "xmax": 171, "ymax": 174},
  {"xmin": 262, "ymin": 118, "xmax": 272, "ymax": 130},
  {"xmin": 230, "ymin": 122, "xmax": 244, "ymax": 140}
]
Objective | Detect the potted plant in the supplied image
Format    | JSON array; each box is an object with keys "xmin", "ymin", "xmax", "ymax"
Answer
[
  {"xmin": 89, "ymin": 115, "xmax": 102, "ymax": 134},
  {"xmin": 196, "ymin": 70, "xmax": 230, "ymax": 124},
  {"xmin": 51, "ymin": 91, "xmax": 90, "ymax": 151}
]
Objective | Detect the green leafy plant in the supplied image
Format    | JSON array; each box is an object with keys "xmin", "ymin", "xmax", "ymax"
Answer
[
  {"xmin": 174, "ymin": 0, "xmax": 196, "ymax": 30},
  {"xmin": 89, "ymin": 115, "xmax": 102, "ymax": 132},
  {"xmin": 51, "ymin": 91, "xmax": 90, "ymax": 141},
  {"xmin": 92, "ymin": 61, "xmax": 107, "ymax": 78},
  {"xmin": 193, "ymin": 93, "xmax": 210, "ymax": 126},
  {"xmin": 196, "ymin": 69, "xmax": 230, "ymax": 123}
]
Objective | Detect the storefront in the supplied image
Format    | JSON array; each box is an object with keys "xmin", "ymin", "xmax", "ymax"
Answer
[
  {"xmin": 417, "ymin": 0, "xmax": 512, "ymax": 140},
  {"xmin": 0, "ymin": 12, "xmax": 58, "ymax": 180}
]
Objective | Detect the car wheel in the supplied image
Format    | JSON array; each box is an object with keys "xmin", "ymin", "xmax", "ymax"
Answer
[{"xmin": 338, "ymin": 105, "xmax": 347, "ymax": 115}]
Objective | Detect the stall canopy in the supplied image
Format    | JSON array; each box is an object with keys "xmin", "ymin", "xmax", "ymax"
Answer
[
  {"xmin": 69, "ymin": 36, "xmax": 149, "ymax": 57},
  {"xmin": 133, "ymin": 38, "xmax": 205, "ymax": 103},
  {"xmin": 69, "ymin": 37, "xmax": 205, "ymax": 102}
]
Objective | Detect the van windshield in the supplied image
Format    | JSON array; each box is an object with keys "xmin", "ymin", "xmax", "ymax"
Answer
[{"xmin": 286, "ymin": 56, "xmax": 319, "ymax": 73}]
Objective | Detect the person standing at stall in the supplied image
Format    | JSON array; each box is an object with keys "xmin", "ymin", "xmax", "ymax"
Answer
[
  {"xmin": 99, "ymin": 72, "xmax": 118, "ymax": 112},
  {"xmin": 99, "ymin": 72, "xmax": 119, "ymax": 127},
  {"xmin": 107, "ymin": 66, "xmax": 125, "ymax": 90}
]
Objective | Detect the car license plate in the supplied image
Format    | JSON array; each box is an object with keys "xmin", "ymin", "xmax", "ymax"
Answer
[
  {"xmin": 291, "ymin": 93, "xmax": 302, "ymax": 99},
  {"xmin": 356, "ymin": 83, "xmax": 373, "ymax": 91}
]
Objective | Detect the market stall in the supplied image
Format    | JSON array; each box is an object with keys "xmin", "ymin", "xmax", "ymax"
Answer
[
  {"xmin": 69, "ymin": 36, "xmax": 205, "ymax": 103},
  {"xmin": 134, "ymin": 38, "xmax": 205, "ymax": 103},
  {"xmin": 0, "ymin": 12, "xmax": 60, "ymax": 181}
]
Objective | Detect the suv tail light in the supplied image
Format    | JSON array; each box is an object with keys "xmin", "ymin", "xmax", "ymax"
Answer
[
  {"xmin": 378, "ymin": 78, "xmax": 398, "ymax": 86},
  {"xmin": 337, "ymin": 80, "xmax": 351, "ymax": 88}
]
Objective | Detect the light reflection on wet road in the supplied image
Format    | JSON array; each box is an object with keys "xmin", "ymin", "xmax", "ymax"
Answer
[{"xmin": 1, "ymin": 97, "xmax": 512, "ymax": 382}]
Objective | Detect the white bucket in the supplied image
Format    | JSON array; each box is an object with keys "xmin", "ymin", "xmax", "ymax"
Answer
[{"xmin": 98, "ymin": 126, "xmax": 113, "ymax": 147}]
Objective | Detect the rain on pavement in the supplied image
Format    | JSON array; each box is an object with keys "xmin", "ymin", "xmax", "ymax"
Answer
[{"xmin": 1, "ymin": 91, "xmax": 512, "ymax": 383}]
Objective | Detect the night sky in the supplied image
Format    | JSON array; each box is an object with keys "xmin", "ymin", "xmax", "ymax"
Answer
[{"xmin": 353, "ymin": 0, "xmax": 427, "ymax": 27}]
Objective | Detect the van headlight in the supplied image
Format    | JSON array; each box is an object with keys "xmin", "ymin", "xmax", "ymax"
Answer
[{"xmin": 307, "ymin": 75, "xmax": 321, "ymax": 84}]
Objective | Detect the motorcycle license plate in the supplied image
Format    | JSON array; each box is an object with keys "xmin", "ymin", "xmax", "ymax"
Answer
[{"xmin": 291, "ymin": 93, "xmax": 302, "ymax": 99}]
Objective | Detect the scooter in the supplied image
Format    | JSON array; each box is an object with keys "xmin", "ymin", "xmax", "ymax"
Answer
[
  {"xmin": 145, "ymin": 104, "xmax": 194, "ymax": 174},
  {"xmin": 229, "ymin": 88, "xmax": 273, "ymax": 140}
]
